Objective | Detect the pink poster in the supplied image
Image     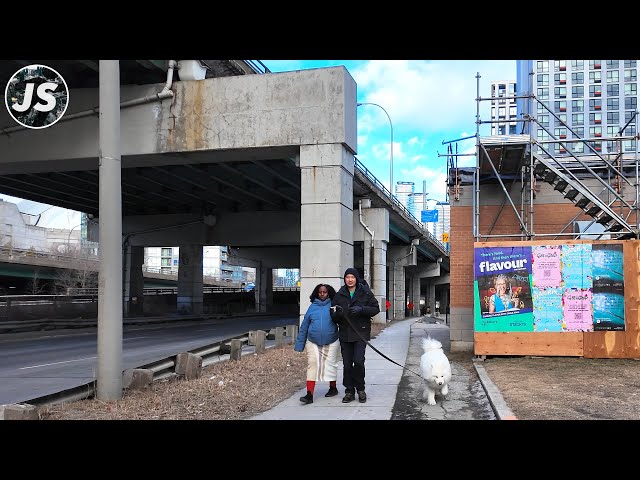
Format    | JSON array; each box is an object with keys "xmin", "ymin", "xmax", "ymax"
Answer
[
  {"xmin": 562, "ymin": 289, "xmax": 593, "ymax": 331},
  {"xmin": 532, "ymin": 245, "xmax": 562, "ymax": 288}
]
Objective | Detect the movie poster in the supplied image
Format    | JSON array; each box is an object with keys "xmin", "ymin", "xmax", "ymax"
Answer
[{"xmin": 474, "ymin": 246, "xmax": 533, "ymax": 332}]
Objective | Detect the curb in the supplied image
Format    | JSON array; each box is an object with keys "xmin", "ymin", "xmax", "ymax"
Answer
[{"xmin": 472, "ymin": 358, "xmax": 518, "ymax": 420}]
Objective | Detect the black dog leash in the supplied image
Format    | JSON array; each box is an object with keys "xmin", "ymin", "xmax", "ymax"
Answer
[{"xmin": 342, "ymin": 315, "xmax": 423, "ymax": 379}]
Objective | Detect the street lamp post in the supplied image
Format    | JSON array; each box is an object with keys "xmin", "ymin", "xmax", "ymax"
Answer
[
  {"xmin": 357, "ymin": 102, "xmax": 394, "ymax": 197},
  {"xmin": 67, "ymin": 223, "xmax": 81, "ymax": 254}
]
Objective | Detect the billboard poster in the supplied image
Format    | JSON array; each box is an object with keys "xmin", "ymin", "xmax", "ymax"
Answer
[
  {"xmin": 591, "ymin": 244, "xmax": 625, "ymax": 331},
  {"xmin": 474, "ymin": 246, "xmax": 534, "ymax": 332},
  {"xmin": 474, "ymin": 242, "xmax": 625, "ymax": 333}
]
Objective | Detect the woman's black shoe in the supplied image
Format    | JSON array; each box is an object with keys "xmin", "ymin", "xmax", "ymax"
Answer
[
  {"xmin": 299, "ymin": 392, "xmax": 313, "ymax": 404},
  {"xmin": 325, "ymin": 387, "xmax": 339, "ymax": 397}
]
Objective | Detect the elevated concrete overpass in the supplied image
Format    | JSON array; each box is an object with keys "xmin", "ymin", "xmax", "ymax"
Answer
[{"xmin": 0, "ymin": 60, "xmax": 449, "ymax": 323}]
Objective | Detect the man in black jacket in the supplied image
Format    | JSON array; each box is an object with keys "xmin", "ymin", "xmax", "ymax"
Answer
[{"xmin": 330, "ymin": 267, "xmax": 380, "ymax": 403}]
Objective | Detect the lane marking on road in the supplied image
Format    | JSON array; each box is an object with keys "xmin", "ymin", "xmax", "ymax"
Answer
[{"xmin": 20, "ymin": 356, "xmax": 97, "ymax": 370}]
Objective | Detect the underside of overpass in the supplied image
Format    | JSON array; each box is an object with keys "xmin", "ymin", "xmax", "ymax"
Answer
[{"xmin": 0, "ymin": 60, "xmax": 449, "ymax": 324}]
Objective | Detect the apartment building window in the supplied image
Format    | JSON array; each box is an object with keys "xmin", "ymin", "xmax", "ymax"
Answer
[
  {"xmin": 491, "ymin": 107, "xmax": 495, "ymax": 118},
  {"xmin": 589, "ymin": 99, "xmax": 602, "ymax": 111},
  {"xmin": 161, "ymin": 258, "xmax": 171, "ymax": 266},
  {"xmin": 571, "ymin": 72, "xmax": 584, "ymax": 84},
  {"xmin": 509, "ymin": 124, "xmax": 517, "ymax": 134},
  {"xmin": 572, "ymin": 85, "xmax": 584, "ymax": 98},
  {"xmin": 571, "ymin": 60, "xmax": 584, "ymax": 70},
  {"xmin": 491, "ymin": 84, "xmax": 496, "ymax": 97},
  {"xmin": 537, "ymin": 60, "xmax": 549, "ymax": 72},
  {"xmin": 554, "ymin": 100, "xmax": 567, "ymax": 112},
  {"xmin": 590, "ymin": 85, "xmax": 602, "ymax": 97},
  {"xmin": 539, "ymin": 114, "xmax": 550, "ymax": 127},
  {"xmin": 572, "ymin": 113, "xmax": 584, "ymax": 126},
  {"xmin": 607, "ymin": 84, "xmax": 619, "ymax": 96},
  {"xmin": 498, "ymin": 125, "xmax": 506, "ymax": 135},
  {"xmin": 625, "ymin": 111, "xmax": 637, "ymax": 124},
  {"xmin": 498, "ymin": 84, "xmax": 507, "ymax": 97},
  {"xmin": 607, "ymin": 111, "xmax": 620, "ymax": 124},
  {"xmin": 606, "ymin": 60, "xmax": 620, "ymax": 69},
  {"xmin": 555, "ymin": 127, "xmax": 568, "ymax": 139},
  {"xmin": 537, "ymin": 74, "xmax": 549, "ymax": 86},
  {"xmin": 572, "ymin": 99, "xmax": 584, "ymax": 112},
  {"xmin": 554, "ymin": 60, "xmax": 567, "ymax": 71},
  {"xmin": 626, "ymin": 125, "xmax": 636, "ymax": 136},
  {"xmin": 572, "ymin": 142, "xmax": 585, "ymax": 154},
  {"xmin": 509, "ymin": 83, "xmax": 516, "ymax": 94},
  {"xmin": 574, "ymin": 127, "xmax": 584, "ymax": 138},
  {"xmin": 537, "ymin": 87, "xmax": 549, "ymax": 99},
  {"xmin": 589, "ymin": 60, "xmax": 602, "ymax": 70},
  {"xmin": 537, "ymin": 128, "xmax": 549, "ymax": 141},
  {"xmin": 161, "ymin": 248, "xmax": 172, "ymax": 256},
  {"xmin": 554, "ymin": 73, "xmax": 567, "ymax": 85},
  {"xmin": 537, "ymin": 103, "xmax": 547, "ymax": 114},
  {"xmin": 607, "ymin": 126, "xmax": 618, "ymax": 137},
  {"xmin": 623, "ymin": 139, "xmax": 636, "ymax": 152},
  {"xmin": 498, "ymin": 107, "xmax": 506, "ymax": 119},
  {"xmin": 509, "ymin": 106, "xmax": 517, "ymax": 118},
  {"xmin": 555, "ymin": 86, "xmax": 567, "ymax": 98},
  {"xmin": 589, "ymin": 71, "xmax": 602, "ymax": 84},
  {"xmin": 624, "ymin": 60, "xmax": 637, "ymax": 68},
  {"xmin": 589, "ymin": 126, "xmax": 603, "ymax": 138},
  {"xmin": 607, "ymin": 97, "xmax": 619, "ymax": 110},
  {"xmin": 589, "ymin": 113, "xmax": 602, "ymax": 124},
  {"xmin": 607, "ymin": 70, "xmax": 620, "ymax": 83},
  {"xmin": 625, "ymin": 97, "xmax": 637, "ymax": 110},
  {"xmin": 624, "ymin": 83, "xmax": 637, "ymax": 96},
  {"xmin": 625, "ymin": 69, "xmax": 637, "ymax": 82},
  {"xmin": 557, "ymin": 113, "xmax": 567, "ymax": 125}
]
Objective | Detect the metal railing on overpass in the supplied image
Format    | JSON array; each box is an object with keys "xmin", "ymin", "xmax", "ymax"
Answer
[{"xmin": 353, "ymin": 157, "xmax": 449, "ymax": 255}]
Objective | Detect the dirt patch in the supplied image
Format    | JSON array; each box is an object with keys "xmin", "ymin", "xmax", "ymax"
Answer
[
  {"xmin": 481, "ymin": 355, "xmax": 640, "ymax": 420},
  {"xmin": 39, "ymin": 322, "xmax": 388, "ymax": 420}
]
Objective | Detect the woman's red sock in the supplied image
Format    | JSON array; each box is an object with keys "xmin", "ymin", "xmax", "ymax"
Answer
[
  {"xmin": 306, "ymin": 381, "xmax": 316, "ymax": 394},
  {"xmin": 329, "ymin": 381, "xmax": 336, "ymax": 389}
]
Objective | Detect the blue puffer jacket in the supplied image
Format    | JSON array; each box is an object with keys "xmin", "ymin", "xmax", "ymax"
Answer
[{"xmin": 294, "ymin": 297, "xmax": 339, "ymax": 351}]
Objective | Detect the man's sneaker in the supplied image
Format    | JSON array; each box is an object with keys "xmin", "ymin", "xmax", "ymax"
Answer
[
  {"xmin": 357, "ymin": 390, "xmax": 367, "ymax": 403},
  {"xmin": 325, "ymin": 387, "xmax": 339, "ymax": 397},
  {"xmin": 342, "ymin": 392, "xmax": 355, "ymax": 403},
  {"xmin": 299, "ymin": 392, "xmax": 313, "ymax": 405}
]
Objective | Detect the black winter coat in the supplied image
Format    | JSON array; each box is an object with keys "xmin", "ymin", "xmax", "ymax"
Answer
[{"xmin": 331, "ymin": 283, "xmax": 380, "ymax": 342}]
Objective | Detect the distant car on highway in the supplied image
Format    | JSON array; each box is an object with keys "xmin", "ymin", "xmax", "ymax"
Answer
[{"xmin": 243, "ymin": 282, "xmax": 255, "ymax": 292}]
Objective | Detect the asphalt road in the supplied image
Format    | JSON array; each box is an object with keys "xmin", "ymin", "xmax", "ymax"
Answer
[{"xmin": 0, "ymin": 314, "xmax": 296, "ymax": 405}]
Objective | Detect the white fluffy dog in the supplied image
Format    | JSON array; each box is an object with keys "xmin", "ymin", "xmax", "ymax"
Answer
[{"xmin": 420, "ymin": 336, "xmax": 452, "ymax": 405}]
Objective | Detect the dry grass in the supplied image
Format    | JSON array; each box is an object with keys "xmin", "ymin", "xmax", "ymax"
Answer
[{"xmin": 39, "ymin": 322, "xmax": 387, "ymax": 420}]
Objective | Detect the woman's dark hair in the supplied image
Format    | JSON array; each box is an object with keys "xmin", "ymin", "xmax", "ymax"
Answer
[{"xmin": 309, "ymin": 283, "xmax": 336, "ymax": 302}]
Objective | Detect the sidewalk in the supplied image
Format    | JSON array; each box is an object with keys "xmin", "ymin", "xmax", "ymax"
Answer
[
  {"xmin": 250, "ymin": 317, "xmax": 414, "ymax": 420},
  {"xmin": 251, "ymin": 315, "xmax": 512, "ymax": 420}
]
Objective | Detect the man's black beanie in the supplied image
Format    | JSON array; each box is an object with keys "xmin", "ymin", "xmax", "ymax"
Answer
[{"xmin": 343, "ymin": 268, "xmax": 359, "ymax": 284}]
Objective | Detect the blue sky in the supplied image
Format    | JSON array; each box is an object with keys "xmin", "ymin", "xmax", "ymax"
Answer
[
  {"xmin": 1, "ymin": 60, "xmax": 516, "ymax": 228},
  {"xmin": 263, "ymin": 60, "xmax": 516, "ymax": 205}
]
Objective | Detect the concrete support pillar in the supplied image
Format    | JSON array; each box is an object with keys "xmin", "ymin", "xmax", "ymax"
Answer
[
  {"xmin": 428, "ymin": 281, "xmax": 436, "ymax": 315},
  {"xmin": 177, "ymin": 244, "xmax": 203, "ymax": 315},
  {"xmin": 299, "ymin": 143, "xmax": 354, "ymax": 324},
  {"xmin": 123, "ymin": 245, "xmax": 144, "ymax": 316},
  {"xmin": 411, "ymin": 274, "xmax": 421, "ymax": 316},
  {"xmin": 388, "ymin": 244, "xmax": 417, "ymax": 321},
  {"xmin": 371, "ymin": 239, "xmax": 388, "ymax": 324},
  {"xmin": 255, "ymin": 265, "xmax": 273, "ymax": 312}
]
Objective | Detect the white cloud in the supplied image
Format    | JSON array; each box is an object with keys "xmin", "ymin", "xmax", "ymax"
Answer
[{"xmin": 352, "ymin": 60, "xmax": 515, "ymax": 134}]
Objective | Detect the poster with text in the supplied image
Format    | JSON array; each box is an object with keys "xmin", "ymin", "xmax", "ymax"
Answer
[
  {"xmin": 562, "ymin": 288, "xmax": 594, "ymax": 331},
  {"xmin": 532, "ymin": 286, "xmax": 564, "ymax": 331},
  {"xmin": 561, "ymin": 244, "xmax": 593, "ymax": 289},
  {"xmin": 591, "ymin": 244, "xmax": 625, "ymax": 330},
  {"xmin": 474, "ymin": 246, "xmax": 533, "ymax": 332}
]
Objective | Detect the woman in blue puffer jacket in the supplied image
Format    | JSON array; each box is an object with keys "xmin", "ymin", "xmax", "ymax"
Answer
[{"xmin": 294, "ymin": 283, "xmax": 339, "ymax": 405}]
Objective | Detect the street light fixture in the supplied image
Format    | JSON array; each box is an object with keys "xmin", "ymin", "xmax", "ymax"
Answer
[{"xmin": 357, "ymin": 102, "xmax": 394, "ymax": 197}]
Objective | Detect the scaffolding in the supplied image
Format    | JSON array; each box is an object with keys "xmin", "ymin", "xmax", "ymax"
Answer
[{"xmin": 444, "ymin": 71, "xmax": 640, "ymax": 242}]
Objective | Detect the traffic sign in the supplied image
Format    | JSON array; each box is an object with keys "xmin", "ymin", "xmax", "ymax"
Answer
[{"xmin": 442, "ymin": 232, "xmax": 449, "ymax": 243}]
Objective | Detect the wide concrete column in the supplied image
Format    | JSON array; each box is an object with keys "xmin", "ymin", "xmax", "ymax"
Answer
[
  {"xmin": 123, "ymin": 245, "xmax": 144, "ymax": 316},
  {"xmin": 411, "ymin": 275, "xmax": 421, "ymax": 316},
  {"xmin": 256, "ymin": 265, "xmax": 273, "ymax": 312},
  {"xmin": 299, "ymin": 143, "xmax": 354, "ymax": 323},
  {"xmin": 353, "ymin": 206, "xmax": 389, "ymax": 324},
  {"xmin": 428, "ymin": 281, "xmax": 436, "ymax": 314},
  {"xmin": 177, "ymin": 244, "xmax": 203, "ymax": 315},
  {"xmin": 388, "ymin": 244, "xmax": 417, "ymax": 320}
]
